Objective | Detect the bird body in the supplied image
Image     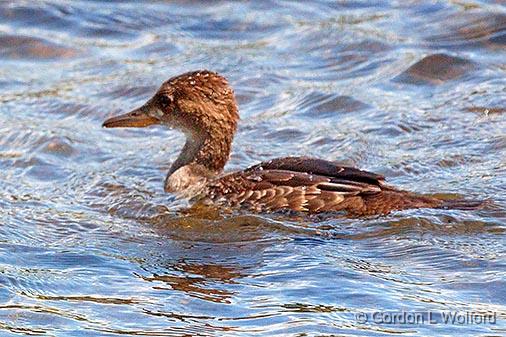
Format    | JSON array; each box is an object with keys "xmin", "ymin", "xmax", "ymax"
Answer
[
  {"xmin": 103, "ymin": 70, "xmax": 482, "ymax": 216},
  {"xmin": 202, "ymin": 157, "xmax": 445, "ymax": 215}
]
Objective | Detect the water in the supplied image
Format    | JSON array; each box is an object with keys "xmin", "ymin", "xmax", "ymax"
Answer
[{"xmin": 0, "ymin": 1, "xmax": 505, "ymax": 336}]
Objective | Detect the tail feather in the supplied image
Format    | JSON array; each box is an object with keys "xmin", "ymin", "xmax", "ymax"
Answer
[{"xmin": 436, "ymin": 198, "xmax": 489, "ymax": 211}]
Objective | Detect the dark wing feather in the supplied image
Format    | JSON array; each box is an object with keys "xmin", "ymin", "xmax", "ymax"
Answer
[
  {"xmin": 206, "ymin": 156, "xmax": 389, "ymax": 213},
  {"xmin": 247, "ymin": 156, "xmax": 384, "ymax": 185}
]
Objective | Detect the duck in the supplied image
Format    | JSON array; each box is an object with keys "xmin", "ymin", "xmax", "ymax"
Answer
[{"xmin": 103, "ymin": 70, "xmax": 483, "ymax": 216}]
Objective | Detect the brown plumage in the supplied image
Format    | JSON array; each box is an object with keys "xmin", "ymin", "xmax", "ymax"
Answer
[
  {"xmin": 204, "ymin": 157, "xmax": 447, "ymax": 215},
  {"xmin": 103, "ymin": 70, "xmax": 483, "ymax": 216}
]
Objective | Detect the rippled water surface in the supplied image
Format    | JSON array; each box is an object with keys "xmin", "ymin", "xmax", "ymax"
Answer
[{"xmin": 1, "ymin": 1, "xmax": 505, "ymax": 336}]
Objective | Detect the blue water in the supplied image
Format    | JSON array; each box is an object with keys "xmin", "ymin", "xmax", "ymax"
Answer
[{"xmin": 0, "ymin": 1, "xmax": 505, "ymax": 336}]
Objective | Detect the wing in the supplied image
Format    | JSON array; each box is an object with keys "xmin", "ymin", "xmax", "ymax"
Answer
[{"xmin": 206, "ymin": 156, "xmax": 390, "ymax": 213}]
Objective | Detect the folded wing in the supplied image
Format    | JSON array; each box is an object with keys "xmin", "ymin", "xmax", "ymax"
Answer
[{"xmin": 207, "ymin": 156, "xmax": 391, "ymax": 213}]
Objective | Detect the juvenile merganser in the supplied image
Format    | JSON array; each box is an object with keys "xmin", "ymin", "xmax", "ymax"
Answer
[{"xmin": 103, "ymin": 70, "xmax": 483, "ymax": 216}]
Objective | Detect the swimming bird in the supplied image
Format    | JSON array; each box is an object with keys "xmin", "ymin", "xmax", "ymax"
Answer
[{"xmin": 103, "ymin": 70, "xmax": 482, "ymax": 216}]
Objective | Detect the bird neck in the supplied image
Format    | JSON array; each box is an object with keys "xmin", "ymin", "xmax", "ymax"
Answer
[{"xmin": 165, "ymin": 126, "xmax": 234, "ymax": 192}]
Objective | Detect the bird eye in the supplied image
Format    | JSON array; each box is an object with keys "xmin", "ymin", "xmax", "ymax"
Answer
[{"xmin": 159, "ymin": 95, "xmax": 173, "ymax": 109}]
